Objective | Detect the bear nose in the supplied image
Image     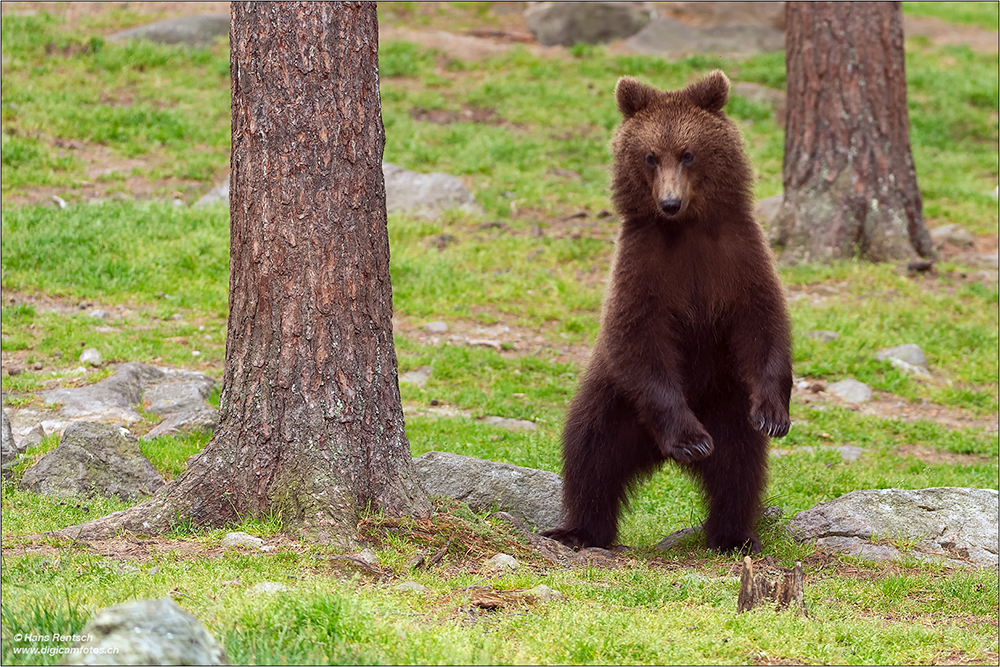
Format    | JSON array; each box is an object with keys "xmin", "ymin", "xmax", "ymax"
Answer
[{"xmin": 660, "ymin": 198, "xmax": 682, "ymax": 215}]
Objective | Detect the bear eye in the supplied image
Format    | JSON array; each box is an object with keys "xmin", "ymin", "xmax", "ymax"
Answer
[
  {"xmin": 644, "ymin": 152, "xmax": 657, "ymax": 169},
  {"xmin": 681, "ymin": 150, "xmax": 695, "ymax": 166}
]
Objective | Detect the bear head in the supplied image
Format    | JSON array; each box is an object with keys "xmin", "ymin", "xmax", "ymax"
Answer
[{"xmin": 610, "ymin": 70, "xmax": 753, "ymax": 224}]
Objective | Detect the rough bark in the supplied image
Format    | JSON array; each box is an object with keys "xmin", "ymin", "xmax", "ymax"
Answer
[
  {"xmin": 55, "ymin": 2, "xmax": 430, "ymax": 546},
  {"xmin": 774, "ymin": 2, "xmax": 935, "ymax": 264}
]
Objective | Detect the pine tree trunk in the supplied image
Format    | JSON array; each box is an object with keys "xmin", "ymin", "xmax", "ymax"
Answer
[
  {"xmin": 774, "ymin": 1, "xmax": 935, "ymax": 264},
  {"xmin": 56, "ymin": 2, "xmax": 430, "ymax": 546}
]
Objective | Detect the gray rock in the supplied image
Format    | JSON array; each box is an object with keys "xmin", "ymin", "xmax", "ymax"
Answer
[
  {"xmin": 195, "ymin": 175, "xmax": 230, "ymax": 207},
  {"xmin": 624, "ymin": 18, "xmax": 784, "ymax": 58},
  {"xmin": 193, "ymin": 166, "xmax": 481, "ymax": 220},
  {"xmin": 511, "ymin": 584, "xmax": 564, "ymax": 601},
  {"xmin": 39, "ymin": 362, "xmax": 165, "ymax": 425},
  {"xmin": 771, "ymin": 445, "xmax": 866, "ymax": 461},
  {"xmin": 787, "ymin": 487, "xmax": 999, "ymax": 568},
  {"xmin": 523, "ymin": 2, "xmax": 653, "ymax": 46},
  {"xmin": 668, "ymin": 1, "xmax": 786, "ymax": 31},
  {"xmin": 383, "ymin": 163, "xmax": 483, "ymax": 219},
  {"xmin": 486, "ymin": 553, "xmax": 519, "ymax": 572},
  {"xmin": 400, "ymin": 366, "xmax": 433, "ymax": 387},
  {"xmin": 356, "ymin": 548, "xmax": 380, "ymax": 566},
  {"xmin": 20, "ymin": 422, "xmax": 164, "ymax": 501},
  {"xmin": 107, "ymin": 14, "xmax": 230, "ymax": 49},
  {"xmin": 2, "ymin": 408, "xmax": 24, "ymax": 478},
  {"xmin": 65, "ymin": 597, "xmax": 228, "ymax": 665},
  {"xmin": 80, "ymin": 348, "xmax": 103, "ymax": 367},
  {"xmin": 423, "ymin": 321, "xmax": 449, "ymax": 334},
  {"xmin": 412, "ymin": 451, "xmax": 563, "ymax": 531},
  {"xmin": 876, "ymin": 344, "xmax": 927, "ymax": 368},
  {"xmin": 825, "ymin": 378, "xmax": 872, "ymax": 403},
  {"xmin": 804, "ymin": 330, "xmax": 840, "ymax": 342},
  {"xmin": 89, "ymin": 309, "xmax": 108, "ymax": 320},
  {"xmin": 480, "ymin": 415, "xmax": 537, "ymax": 432},
  {"xmin": 22, "ymin": 423, "xmax": 46, "ymax": 449},
  {"xmin": 34, "ymin": 362, "xmax": 218, "ymax": 440},
  {"xmin": 394, "ymin": 580, "xmax": 428, "ymax": 594},
  {"xmin": 929, "ymin": 223, "xmax": 975, "ymax": 249},
  {"xmin": 144, "ymin": 378, "xmax": 215, "ymax": 416},
  {"xmin": 144, "ymin": 407, "xmax": 219, "ymax": 440},
  {"xmin": 250, "ymin": 581, "xmax": 288, "ymax": 594},
  {"xmin": 655, "ymin": 525, "xmax": 703, "ymax": 551},
  {"xmin": 958, "ymin": 252, "xmax": 999, "ymax": 270},
  {"xmin": 221, "ymin": 531, "xmax": 263, "ymax": 549}
]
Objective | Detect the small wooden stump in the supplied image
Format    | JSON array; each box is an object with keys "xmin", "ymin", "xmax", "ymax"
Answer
[{"xmin": 737, "ymin": 556, "xmax": 807, "ymax": 615}]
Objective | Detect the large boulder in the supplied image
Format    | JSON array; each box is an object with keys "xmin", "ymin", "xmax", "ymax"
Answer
[
  {"xmin": 412, "ymin": 451, "xmax": 563, "ymax": 532},
  {"xmin": 196, "ymin": 164, "xmax": 483, "ymax": 219},
  {"xmin": 107, "ymin": 15, "xmax": 230, "ymax": 49},
  {"xmin": 383, "ymin": 163, "xmax": 483, "ymax": 219},
  {"xmin": 20, "ymin": 422, "xmax": 164, "ymax": 501},
  {"xmin": 523, "ymin": 2, "xmax": 653, "ymax": 46},
  {"xmin": 624, "ymin": 18, "xmax": 784, "ymax": 58},
  {"xmin": 64, "ymin": 598, "xmax": 228, "ymax": 665},
  {"xmin": 787, "ymin": 487, "xmax": 999, "ymax": 568}
]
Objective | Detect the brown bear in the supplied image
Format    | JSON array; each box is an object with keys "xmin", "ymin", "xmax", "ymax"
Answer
[{"xmin": 542, "ymin": 71, "xmax": 792, "ymax": 554}]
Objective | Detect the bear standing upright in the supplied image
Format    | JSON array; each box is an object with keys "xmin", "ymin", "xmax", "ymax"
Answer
[{"xmin": 542, "ymin": 71, "xmax": 792, "ymax": 554}]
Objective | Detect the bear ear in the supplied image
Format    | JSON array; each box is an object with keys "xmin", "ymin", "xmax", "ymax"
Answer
[
  {"xmin": 683, "ymin": 70, "xmax": 730, "ymax": 113},
  {"xmin": 615, "ymin": 76, "xmax": 658, "ymax": 119}
]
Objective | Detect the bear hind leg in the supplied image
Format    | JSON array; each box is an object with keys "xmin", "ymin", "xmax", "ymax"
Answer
[
  {"xmin": 543, "ymin": 382, "xmax": 659, "ymax": 548},
  {"xmin": 690, "ymin": 411, "xmax": 769, "ymax": 554}
]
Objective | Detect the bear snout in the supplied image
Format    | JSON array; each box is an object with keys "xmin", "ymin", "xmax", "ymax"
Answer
[{"xmin": 659, "ymin": 198, "xmax": 683, "ymax": 216}]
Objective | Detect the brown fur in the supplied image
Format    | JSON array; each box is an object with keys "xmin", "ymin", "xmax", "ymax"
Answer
[{"xmin": 542, "ymin": 71, "xmax": 792, "ymax": 554}]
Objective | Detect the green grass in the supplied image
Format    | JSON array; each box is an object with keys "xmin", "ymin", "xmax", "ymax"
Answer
[
  {"xmin": 1, "ymin": 5, "xmax": 998, "ymax": 666},
  {"xmin": 903, "ymin": 1, "xmax": 1000, "ymax": 30}
]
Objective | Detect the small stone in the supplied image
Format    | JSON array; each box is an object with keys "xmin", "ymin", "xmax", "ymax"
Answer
[
  {"xmin": 32, "ymin": 361, "xmax": 43, "ymax": 370},
  {"xmin": 876, "ymin": 344, "xmax": 927, "ymax": 368},
  {"xmin": 221, "ymin": 531, "xmax": 264, "ymax": 549},
  {"xmin": 7, "ymin": 366, "xmax": 22, "ymax": 376},
  {"xmin": 22, "ymin": 423, "xmax": 46, "ymax": 449},
  {"xmin": 825, "ymin": 378, "xmax": 872, "ymax": 404},
  {"xmin": 511, "ymin": 584, "xmax": 564, "ymax": 601},
  {"xmin": 259, "ymin": 545, "xmax": 275, "ymax": 553},
  {"xmin": 400, "ymin": 366, "xmax": 432, "ymax": 387},
  {"xmin": 929, "ymin": 224, "xmax": 975, "ymax": 249},
  {"xmin": 89, "ymin": 309, "xmax": 108, "ymax": 319},
  {"xmin": 250, "ymin": 581, "xmax": 288, "ymax": 594},
  {"xmin": 356, "ymin": 548, "xmax": 379, "ymax": 566},
  {"xmin": 394, "ymin": 580, "xmax": 428, "ymax": 594},
  {"xmin": 170, "ymin": 313, "xmax": 183, "ymax": 321},
  {"xmin": 480, "ymin": 416, "xmax": 537, "ymax": 432},
  {"xmin": 804, "ymin": 330, "xmax": 839, "ymax": 342},
  {"xmin": 486, "ymin": 553, "xmax": 519, "ymax": 572},
  {"xmin": 79, "ymin": 348, "xmax": 102, "ymax": 367},
  {"xmin": 52, "ymin": 195, "xmax": 67, "ymax": 209},
  {"xmin": 423, "ymin": 321, "xmax": 449, "ymax": 334}
]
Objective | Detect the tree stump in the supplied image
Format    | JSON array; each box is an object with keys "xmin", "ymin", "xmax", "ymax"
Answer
[{"xmin": 737, "ymin": 556, "xmax": 807, "ymax": 615}]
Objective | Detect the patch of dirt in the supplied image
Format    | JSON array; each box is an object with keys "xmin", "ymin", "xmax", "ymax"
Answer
[
  {"xmin": 2, "ymin": 2, "xmax": 230, "ymax": 30},
  {"xmin": 409, "ymin": 104, "xmax": 502, "ymax": 126},
  {"xmin": 895, "ymin": 443, "xmax": 992, "ymax": 466},
  {"xmin": 903, "ymin": 14, "xmax": 1000, "ymax": 53},
  {"xmin": 393, "ymin": 314, "xmax": 593, "ymax": 368}
]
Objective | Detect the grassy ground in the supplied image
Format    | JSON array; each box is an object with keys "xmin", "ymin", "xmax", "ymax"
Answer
[{"xmin": 2, "ymin": 2, "xmax": 998, "ymax": 665}]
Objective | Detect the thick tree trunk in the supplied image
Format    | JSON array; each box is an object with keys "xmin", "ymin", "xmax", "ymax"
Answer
[
  {"xmin": 774, "ymin": 1, "xmax": 935, "ymax": 264},
  {"xmin": 56, "ymin": 2, "xmax": 430, "ymax": 546}
]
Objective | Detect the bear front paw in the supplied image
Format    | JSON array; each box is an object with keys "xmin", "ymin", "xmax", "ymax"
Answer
[
  {"xmin": 661, "ymin": 427, "xmax": 714, "ymax": 463},
  {"xmin": 750, "ymin": 403, "xmax": 790, "ymax": 438},
  {"xmin": 540, "ymin": 527, "xmax": 592, "ymax": 549}
]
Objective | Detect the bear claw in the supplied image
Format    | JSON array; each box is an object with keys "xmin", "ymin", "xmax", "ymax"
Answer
[
  {"xmin": 751, "ymin": 414, "xmax": 789, "ymax": 438},
  {"xmin": 667, "ymin": 438, "xmax": 714, "ymax": 463}
]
